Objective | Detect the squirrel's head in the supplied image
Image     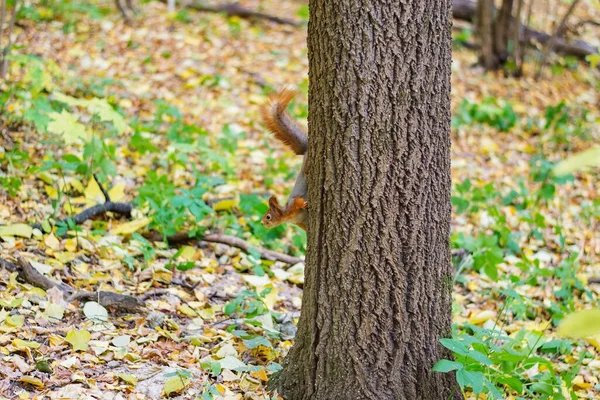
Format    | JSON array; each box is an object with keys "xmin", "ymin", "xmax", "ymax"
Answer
[{"xmin": 262, "ymin": 196, "xmax": 283, "ymax": 228}]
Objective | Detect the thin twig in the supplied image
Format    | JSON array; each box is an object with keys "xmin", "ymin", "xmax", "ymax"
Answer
[
  {"xmin": 94, "ymin": 173, "xmax": 111, "ymax": 202},
  {"xmin": 143, "ymin": 230, "xmax": 304, "ymax": 265},
  {"xmin": 204, "ymin": 233, "xmax": 303, "ymax": 265},
  {"xmin": 138, "ymin": 288, "xmax": 176, "ymax": 301},
  {"xmin": 572, "ymin": 19, "xmax": 600, "ymax": 30}
]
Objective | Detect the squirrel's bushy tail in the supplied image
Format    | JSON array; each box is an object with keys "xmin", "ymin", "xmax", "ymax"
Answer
[{"xmin": 261, "ymin": 88, "xmax": 308, "ymax": 155}]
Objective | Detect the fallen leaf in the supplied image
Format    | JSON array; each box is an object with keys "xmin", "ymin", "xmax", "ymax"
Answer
[{"xmin": 65, "ymin": 329, "xmax": 91, "ymax": 351}]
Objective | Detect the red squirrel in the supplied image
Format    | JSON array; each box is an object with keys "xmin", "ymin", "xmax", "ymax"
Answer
[{"xmin": 260, "ymin": 88, "xmax": 308, "ymax": 231}]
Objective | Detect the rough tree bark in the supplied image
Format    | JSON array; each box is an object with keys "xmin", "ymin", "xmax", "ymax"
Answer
[{"xmin": 271, "ymin": 0, "xmax": 456, "ymax": 399}]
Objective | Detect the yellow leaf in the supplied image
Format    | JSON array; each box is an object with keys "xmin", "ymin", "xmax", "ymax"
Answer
[
  {"xmin": 38, "ymin": 171, "xmax": 55, "ymax": 185},
  {"xmin": 65, "ymin": 329, "xmax": 91, "ymax": 351},
  {"xmin": 178, "ymin": 246, "xmax": 198, "ymax": 261},
  {"xmin": 84, "ymin": 178, "xmax": 105, "ymax": 205},
  {"xmin": 13, "ymin": 339, "xmax": 41, "ymax": 349},
  {"xmin": 588, "ymin": 336, "xmax": 600, "ymax": 352},
  {"xmin": 212, "ymin": 198, "xmax": 238, "ymax": 211},
  {"xmin": 468, "ymin": 310, "xmax": 496, "ymax": 325},
  {"xmin": 558, "ymin": 309, "xmax": 600, "ymax": 338},
  {"xmin": 44, "ymin": 233, "xmax": 61, "ymax": 250},
  {"xmin": 19, "ymin": 376, "xmax": 44, "ymax": 389},
  {"xmin": 64, "ymin": 203, "xmax": 77, "ymax": 215},
  {"xmin": 45, "ymin": 303, "xmax": 65, "ymax": 321},
  {"xmin": 163, "ymin": 376, "xmax": 189, "ymax": 396},
  {"xmin": 110, "ymin": 217, "xmax": 152, "ymax": 235},
  {"xmin": 117, "ymin": 373, "xmax": 138, "ymax": 386},
  {"xmin": 178, "ymin": 304, "xmax": 198, "ymax": 317},
  {"xmin": 0, "ymin": 224, "xmax": 33, "ymax": 238},
  {"xmin": 6, "ymin": 314, "xmax": 25, "ymax": 327},
  {"xmin": 572, "ymin": 375, "xmax": 592, "ymax": 389},
  {"xmin": 64, "ymin": 238, "xmax": 77, "ymax": 252},
  {"xmin": 108, "ymin": 183, "xmax": 126, "ymax": 202},
  {"xmin": 48, "ymin": 334, "xmax": 64, "ymax": 347},
  {"xmin": 553, "ymin": 146, "xmax": 600, "ymax": 176},
  {"xmin": 152, "ymin": 268, "xmax": 172, "ymax": 284},
  {"xmin": 45, "ymin": 185, "xmax": 58, "ymax": 200}
]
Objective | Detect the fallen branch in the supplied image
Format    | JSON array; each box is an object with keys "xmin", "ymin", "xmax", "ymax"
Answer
[
  {"xmin": 166, "ymin": 0, "xmax": 300, "ymax": 26},
  {"xmin": 67, "ymin": 290, "xmax": 145, "ymax": 312},
  {"xmin": 33, "ymin": 201, "xmax": 133, "ymax": 232},
  {"xmin": 32, "ymin": 176, "xmax": 132, "ymax": 232},
  {"xmin": 0, "ymin": 255, "xmax": 145, "ymax": 313},
  {"xmin": 452, "ymin": 0, "xmax": 599, "ymax": 61},
  {"xmin": 143, "ymin": 230, "xmax": 304, "ymax": 265},
  {"xmin": 1, "ymin": 255, "xmax": 75, "ymax": 294}
]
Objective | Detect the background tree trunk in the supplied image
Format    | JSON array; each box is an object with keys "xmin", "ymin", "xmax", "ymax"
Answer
[
  {"xmin": 271, "ymin": 0, "xmax": 457, "ymax": 399},
  {"xmin": 478, "ymin": 0, "xmax": 500, "ymax": 69}
]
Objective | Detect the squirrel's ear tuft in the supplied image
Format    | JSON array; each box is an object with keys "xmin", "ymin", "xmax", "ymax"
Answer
[{"xmin": 268, "ymin": 196, "xmax": 280, "ymax": 208}]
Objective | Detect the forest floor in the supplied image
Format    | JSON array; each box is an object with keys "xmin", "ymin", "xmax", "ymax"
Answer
[{"xmin": 0, "ymin": 1, "xmax": 599, "ymax": 399}]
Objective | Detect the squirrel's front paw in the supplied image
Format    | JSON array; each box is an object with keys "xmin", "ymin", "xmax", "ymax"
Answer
[{"xmin": 294, "ymin": 197, "xmax": 308, "ymax": 209}]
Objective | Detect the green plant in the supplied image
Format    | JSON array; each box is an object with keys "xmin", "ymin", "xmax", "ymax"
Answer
[
  {"xmin": 542, "ymin": 102, "xmax": 591, "ymax": 147},
  {"xmin": 433, "ymin": 322, "xmax": 585, "ymax": 399},
  {"xmin": 223, "ymin": 288, "xmax": 271, "ymax": 321},
  {"xmin": 453, "ymin": 97, "xmax": 517, "ymax": 132},
  {"xmin": 135, "ymin": 172, "xmax": 216, "ymax": 240}
]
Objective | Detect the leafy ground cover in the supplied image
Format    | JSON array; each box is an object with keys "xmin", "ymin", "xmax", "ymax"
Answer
[{"xmin": 0, "ymin": 1, "xmax": 599, "ymax": 399}]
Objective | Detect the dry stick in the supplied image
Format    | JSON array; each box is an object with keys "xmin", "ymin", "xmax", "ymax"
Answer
[
  {"xmin": 171, "ymin": 0, "xmax": 300, "ymax": 26},
  {"xmin": 0, "ymin": 255, "xmax": 145, "ymax": 313},
  {"xmin": 67, "ymin": 290, "xmax": 145, "ymax": 312},
  {"xmin": 572, "ymin": 19, "xmax": 600, "ymax": 30},
  {"xmin": 94, "ymin": 173, "xmax": 111, "ymax": 202},
  {"xmin": 203, "ymin": 233, "xmax": 303, "ymax": 265},
  {"xmin": 0, "ymin": 256, "xmax": 73, "ymax": 295},
  {"xmin": 31, "ymin": 201, "xmax": 132, "ymax": 232},
  {"xmin": 535, "ymin": 0, "xmax": 582, "ymax": 80},
  {"xmin": 143, "ymin": 230, "xmax": 304, "ymax": 265}
]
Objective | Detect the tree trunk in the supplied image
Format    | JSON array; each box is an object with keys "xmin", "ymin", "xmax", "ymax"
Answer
[
  {"xmin": 477, "ymin": 0, "xmax": 499, "ymax": 69},
  {"xmin": 271, "ymin": 0, "xmax": 456, "ymax": 399},
  {"xmin": 494, "ymin": 0, "xmax": 514, "ymax": 65},
  {"xmin": 512, "ymin": 0, "xmax": 525, "ymax": 76}
]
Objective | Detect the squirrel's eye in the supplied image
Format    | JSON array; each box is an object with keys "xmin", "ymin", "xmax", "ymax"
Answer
[{"xmin": 266, "ymin": 214, "xmax": 271, "ymax": 220}]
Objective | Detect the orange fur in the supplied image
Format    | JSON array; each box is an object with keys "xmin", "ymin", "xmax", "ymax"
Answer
[
  {"xmin": 260, "ymin": 88, "xmax": 308, "ymax": 156},
  {"xmin": 261, "ymin": 195, "xmax": 308, "ymax": 230}
]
